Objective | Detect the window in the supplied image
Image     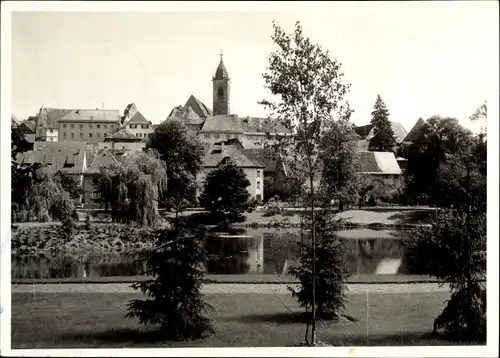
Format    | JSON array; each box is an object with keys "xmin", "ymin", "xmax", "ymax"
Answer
[
  {"xmin": 104, "ymin": 124, "xmax": 108, "ymax": 129},
  {"xmin": 257, "ymin": 182, "xmax": 261, "ymax": 189},
  {"xmin": 79, "ymin": 124, "xmax": 82, "ymax": 129},
  {"xmin": 71, "ymin": 133, "xmax": 75, "ymax": 139},
  {"xmin": 71, "ymin": 124, "xmax": 75, "ymax": 129},
  {"xmin": 97, "ymin": 133, "xmax": 100, "ymax": 138},
  {"xmin": 204, "ymin": 133, "xmax": 209, "ymax": 139},
  {"xmin": 110, "ymin": 125, "xmax": 114, "ymax": 129},
  {"xmin": 49, "ymin": 129, "xmax": 53, "ymax": 133},
  {"xmin": 257, "ymin": 171, "xmax": 261, "ymax": 178},
  {"xmin": 97, "ymin": 124, "xmax": 100, "ymax": 129},
  {"xmin": 256, "ymin": 194, "xmax": 262, "ymax": 201},
  {"xmin": 218, "ymin": 86, "xmax": 224, "ymax": 101},
  {"xmin": 141, "ymin": 124, "xmax": 149, "ymax": 129},
  {"xmin": 63, "ymin": 124, "xmax": 67, "ymax": 129},
  {"xmin": 89, "ymin": 124, "xmax": 93, "ymax": 128},
  {"xmin": 63, "ymin": 132, "xmax": 67, "ymax": 138},
  {"xmin": 89, "ymin": 133, "xmax": 93, "ymax": 138},
  {"xmin": 215, "ymin": 133, "xmax": 220, "ymax": 139},
  {"xmin": 80, "ymin": 132, "xmax": 83, "ymax": 138},
  {"xmin": 130, "ymin": 124, "xmax": 137, "ymax": 129}
]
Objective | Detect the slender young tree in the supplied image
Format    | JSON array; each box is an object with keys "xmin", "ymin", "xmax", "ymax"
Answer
[
  {"xmin": 260, "ymin": 21, "xmax": 354, "ymax": 345},
  {"xmin": 368, "ymin": 95, "xmax": 396, "ymax": 152}
]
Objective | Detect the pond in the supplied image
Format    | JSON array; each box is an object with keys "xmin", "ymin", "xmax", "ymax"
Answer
[{"xmin": 11, "ymin": 229, "xmax": 414, "ymax": 279}]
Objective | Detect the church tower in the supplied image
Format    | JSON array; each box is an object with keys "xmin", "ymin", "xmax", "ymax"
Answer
[{"xmin": 212, "ymin": 51, "xmax": 230, "ymax": 115}]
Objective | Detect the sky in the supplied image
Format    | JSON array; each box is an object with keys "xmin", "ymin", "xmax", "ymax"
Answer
[{"xmin": 9, "ymin": 2, "xmax": 498, "ymax": 133}]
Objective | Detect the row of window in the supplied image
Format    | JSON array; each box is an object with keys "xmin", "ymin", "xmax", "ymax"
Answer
[
  {"xmin": 128, "ymin": 124, "xmax": 150, "ymax": 129},
  {"xmin": 62, "ymin": 132, "xmax": 107, "ymax": 139},
  {"xmin": 202, "ymin": 133, "xmax": 264, "ymax": 141},
  {"xmin": 136, "ymin": 133, "xmax": 152, "ymax": 138},
  {"xmin": 62, "ymin": 123, "xmax": 115, "ymax": 130}
]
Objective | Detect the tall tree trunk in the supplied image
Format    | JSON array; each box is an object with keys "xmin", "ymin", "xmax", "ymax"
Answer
[{"xmin": 309, "ymin": 173, "xmax": 316, "ymax": 345}]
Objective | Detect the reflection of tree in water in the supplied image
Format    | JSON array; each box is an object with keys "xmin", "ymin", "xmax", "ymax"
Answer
[
  {"xmin": 204, "ymin": 235, "xmax": 250, "ymax": 274},
  {"xmin": 346, "ymin": 239, "xmax": 406, "ymax": 274}
]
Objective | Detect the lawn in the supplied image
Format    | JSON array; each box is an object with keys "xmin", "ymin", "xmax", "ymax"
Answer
[{"xmin": 11, "ymin": 291, "xmax": 481, "ymax": 348}]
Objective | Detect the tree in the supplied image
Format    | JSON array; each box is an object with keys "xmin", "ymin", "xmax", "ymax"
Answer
[
  {"xmin": 404, "ymin": 116, "xmax": 475, "ymax": 205},
  {"xmin": 11, "ymin": 126, "xmax": 77, "ymax": 223},
  {"xmin": 148, "ymin": 120, "xmax": 204, "ymax": 212},
  {"xmin": 368, "ymin": 95, "xmax": 395, "ymax": 152},
  {"xmin": 260, "ymin": 21, "xmax": 354, "ymax": 345},
  {"xmin": 94, "ymin": 149, "xmax": 167, "ymax": 227},
  {"xmin": 54, "ymin": 172, "xmax": 84, "ymax": 200},
  {"xmin": 126, "ymin": 218, "xmax": 215, "ymax": 340},
  {"xmin": 405, "ymin": 123, "xmax": 486, "ymax": 341},
  {"xmin": 469, "ymin": 101, "xmax": 487, "ymax": 137},
  {"xmin": 199, "ymin": 158, "xmax": 256, "ymax": 228}
]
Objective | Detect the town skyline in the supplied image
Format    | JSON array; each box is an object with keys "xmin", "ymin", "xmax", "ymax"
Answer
[{"xmin": 11, "ymin": 3, "xmax": 495, "ymax": 133}]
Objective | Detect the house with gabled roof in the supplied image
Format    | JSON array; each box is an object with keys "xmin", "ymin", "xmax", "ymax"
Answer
[
  {"xmin": 358, "ymin": 151, "xmax": 403, "ymax": 192},
  {"xmin": 35, "ymin": 107, "xmax": 74, "ymax": 142},
  {"xmin": 198, "ymin": 138, "xmax": 266, "ymax": 201},
  {"xmin": 99, "ymin": 127, "xmax": 145, "ymax": 151},
  {"xmin": 121, "ymin": 103, "xmax": 154, "ymax": 140},
  {"xmin": 82, "ymin": 147, "xmax": 121, "ymax": 208}
]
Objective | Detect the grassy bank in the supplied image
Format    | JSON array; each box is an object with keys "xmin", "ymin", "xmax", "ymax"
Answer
[
  {"xmin": 12, "ymin": 291, "xmax": 480, "ymax": 348},
  {"xmin": 11, "ymin": 273, "xmax": 439, "ymax": 285}
]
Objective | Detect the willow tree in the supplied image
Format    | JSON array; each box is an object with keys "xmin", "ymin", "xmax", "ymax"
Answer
[
  {"xmin": 260, "ymin": 21, "xmax": 355, "ymax": 345},
  {"xmin": 95, "ymin": 149, "xmax": 167, "ymax": 227}
]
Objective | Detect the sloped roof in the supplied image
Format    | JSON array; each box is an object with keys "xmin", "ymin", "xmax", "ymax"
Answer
[
  {"xmin": 85, "ymin": 148, "xmax": 120, "ymax": 174},
  {"xmin": 358, "ymin": 151, "xmax": 401, "ymax": 175},
  {"xmin": 12, "ymin": 114, "xmax": 21, "ymax": 127},
  {"xmin": 25, "ymin": 134, "xmax": 36, "ymax": 143},
  {"xmin": 242, "ymin": 148, "xmax": 279, "ymax": 172},
  {"xmin": 199, "ymin": 114, "xmax": 243, "ymax": 133},
  {"xmin": 185, "ymin": 95, "xmax": 212, "ymax": 118},
  {"xmin": 168, "ymin": 105, "xmax": 205, "ymax": 125},
  {"xmin": 199, "ymin": 115, "xmax": 291, "ymax": 134},
  {"xmin": 125, "ymin": 110, "xmax": 150, "ymax": 125},
  {"xmin": 60, "ymin": 109, "xmax": 121, "ymax": 123},
  {"xmin": 17, "ymin": 141, "xmax": 88, "ymax": 174},
  {"xmin": 203, "ymin": 141, "xmax": 265, "ymax": 168},
  {"xmin": 104, "ymin": 127, "xmax": 142, "ymax": 141},
  {"xmin": 214, "ymin": 57, "xmax": 229, "ymax": 79},
  {"xmin": 355, "ymin": 121, "xmax": 408, "ymax": 143},
  {"xmin": 403, "ymin": 117, "xmax": 426, "ymax": 142},
  {"xmin": 20, "ymin": 119, "xmax": 37, "ymax": 133},
  {"xmin": 37, "ymin": 108, "xmax": 74, "ymax": 129}
]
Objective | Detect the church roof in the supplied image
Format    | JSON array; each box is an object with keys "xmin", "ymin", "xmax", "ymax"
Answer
[
  {"xmin": 168, "ymin": 105, "xmax": 205, "ymax": 125},
  {"xmin": 185, "ymin": 95, "xmax": 212, "ymax": 118},
  {"xmin": 199, "ymin": 115, "xmax": 291, "ymax": 134},
  {"xmin": 199, "ymin": 115, "xmax": 243, "ymax": 133},
  {"xmin": 214, "ymin": 55, "xmax": 229, "ymax": 79}
]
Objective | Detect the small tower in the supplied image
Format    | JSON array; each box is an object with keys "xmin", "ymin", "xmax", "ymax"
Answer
[{"xmin": 212, "ymin": 50, "xmax": 230, "ymax": 115}]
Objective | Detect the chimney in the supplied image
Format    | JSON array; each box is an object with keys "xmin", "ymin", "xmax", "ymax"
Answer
[{"xmin": 220, "ymin": 141, "xmax": 225, "ymax": 155}]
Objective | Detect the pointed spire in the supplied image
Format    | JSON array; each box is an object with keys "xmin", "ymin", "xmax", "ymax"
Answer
[{"xmin": 214, "ymin": 50, "xmax": 229, "ymax": 79}]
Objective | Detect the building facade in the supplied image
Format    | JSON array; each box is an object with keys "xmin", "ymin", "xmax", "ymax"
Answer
[
  {"xmin": 58, "ymin": 109, "xmax": 121, "ymax": 142},
  {"xmin": 198, "ymin": 139, "xmax": 266, "ymax": 201},
  {"xmin": 35, "ymin": 107, "xmax": 74, "ymax": 141},
  {"xmin": 98, "ymin": 127, "xmax": 146, "ymax": 151},
  {"xmin": 121, "ymin": 103, "xmax": 154, "ymax": 139}
]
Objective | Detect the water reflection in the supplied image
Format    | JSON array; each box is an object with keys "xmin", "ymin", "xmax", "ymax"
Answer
[{"xmin": 11, "ymin": 230, "xmax": 411, "ymax": 279}]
